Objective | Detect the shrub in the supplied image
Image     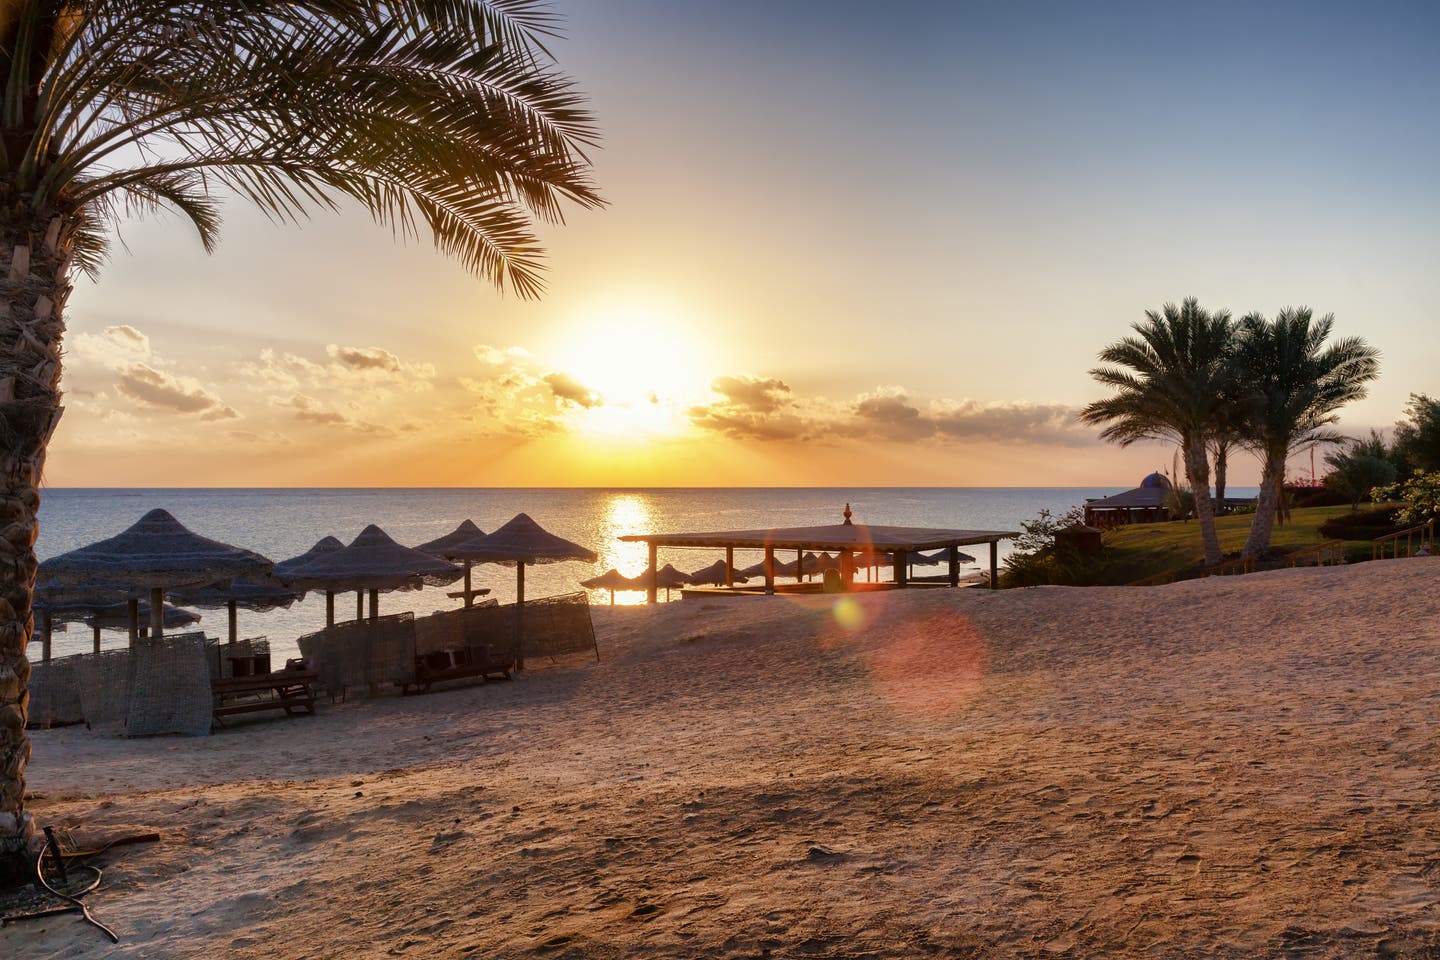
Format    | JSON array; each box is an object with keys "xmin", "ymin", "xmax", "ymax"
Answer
[
  {"xmin": 1375, "ymin": 471, "xmax": 1440, "ymax": 527},
  {"xmin": 1317, "ymin": 506, "xmax": 1401, "ymax": 541}
]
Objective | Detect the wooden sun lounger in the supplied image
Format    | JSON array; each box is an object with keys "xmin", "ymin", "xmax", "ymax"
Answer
[
  {"xmin": 212, "ymin": 666, "xmax": 318, "ymax": 727},
  {"xmin": 401, "ymin": 646, "xmax": 514, "ymax": 695}
]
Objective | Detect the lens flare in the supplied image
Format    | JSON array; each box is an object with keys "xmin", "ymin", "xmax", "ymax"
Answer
[
  {"xmin": 864, "ymin": 613, "xmax": 988, "ymax": 717},
  {"xmin": 832, "ymin": 595, "xmax": 866, "ymax": 630}
]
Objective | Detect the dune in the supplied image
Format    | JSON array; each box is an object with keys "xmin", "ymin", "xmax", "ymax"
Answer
[{"xmin": 5, "ymin": 558, "xmax": 1440, "ymax": 958}]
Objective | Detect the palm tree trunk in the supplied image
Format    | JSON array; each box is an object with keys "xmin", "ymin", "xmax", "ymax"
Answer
[
  {"xmin": 1213, "ymin": 442, "xmax": 1228, "ymax": 513},
  {"xmin": 0, "ymin": 213, "xmax": 72, "ymax": 878},
  {"xmin": 1243, "ymin": 454, "xmax": 1285, "ymax": 558},
  {"xmin": 1183, "ymin": 439, "xmax": 1223, "ymax": 567}
]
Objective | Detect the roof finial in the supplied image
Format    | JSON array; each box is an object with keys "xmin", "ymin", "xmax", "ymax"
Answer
[{"xmin": 842, "ymin": 502, "xmax": 853, "ymax": 525}]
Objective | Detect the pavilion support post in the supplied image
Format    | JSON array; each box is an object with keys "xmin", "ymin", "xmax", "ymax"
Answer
[
  {"xmin": 646, "ymin": 543, "xmax": 657, "ymax": 605},
  {"xmin": 127, "ymin": 598, "xmax": 138, "ymax": 646},
  {"xmin": 989, "ymin": 541, "xmax": 999, "ymax": 589},
  {"xmin": 150, "ymin": 586, "xmax": 165, "ymax": 638},
  {"xmin": 725, "ymin": 547, "xmax": 734, "ymax": 588},
  {"xmin": 515, "ymin": 562, "xmax": 526, "ymax": 671},
  {"xmin": 91, "ymin": 623, "xmax": 100, "ymax": 655},
  {"xmin": 948, "ymin": 546, "xmax": 960, "ymax": 587},
  {"xmin": 40, "ymin": 609, "xmax": 51, "ymax": 663},
  {"xmin": 840, "ymin": 549, "xmax": 854, "ymax": 587},
  {"xmin": 797, "ymin": 548, "xmax": 804, "ymax": 584},
  {"xmin": 325, "ymin": 591, "xmax": 335, "ymax": 627},
  {"xmin": 895, "ymin": 550, "xmax": 909, "ymax": 588},
  {"xmin": 764, "ymin": 546, "xmax": 775, "ymax": 596},
  {"xmin": 368, "ymin": 588, "xmax": 378, "ymax": 621},
  {"xmin": 463, "ymin": 562, "xmax": 473, "ymax": 608},
  {"xmin": 355, "ymin": 590, "xmax": 364, "ymax": 621},
  {"xmin": 227, "ymin": 600, "xmax": 238, "ymax": 643}
]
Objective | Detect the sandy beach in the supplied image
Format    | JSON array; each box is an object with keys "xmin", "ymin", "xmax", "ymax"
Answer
[{"xmin": 5, "ymin": 558, "xmax": 1440, "ymax": 958}]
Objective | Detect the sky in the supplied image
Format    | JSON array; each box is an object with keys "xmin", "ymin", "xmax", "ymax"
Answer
[{"xmin": 47, "ymin": 0, "xmax": 1440, "ymax": 487}]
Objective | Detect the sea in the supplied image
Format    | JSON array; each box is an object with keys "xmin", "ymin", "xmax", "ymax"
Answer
[{"xmin": 32, "ymin": 486, "xmax": 1247, "ymax": 661}]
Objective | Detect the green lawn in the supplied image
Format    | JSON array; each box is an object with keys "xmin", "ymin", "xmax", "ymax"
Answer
[{"xmin": 1096, "ymin": 505, "xmax": 1384, "ymax": 584}]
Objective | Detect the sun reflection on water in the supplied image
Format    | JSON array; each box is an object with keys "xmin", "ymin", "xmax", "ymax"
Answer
[{"xmin": 592, "ymin": 493, "xmax": 655, "ymax": 606}]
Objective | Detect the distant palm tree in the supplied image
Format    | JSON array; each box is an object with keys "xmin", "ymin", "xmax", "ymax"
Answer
[
  {"xmin": 0, "ymin": 0, "xmax": 600, "ymax": 868},
  {"xmin": 1233, "ymin": 308, "xmax": 1379, "ymax": 557},
  {"xmin": 1081, "ymin": 299, "xmax": 1234, "ymax": 567}
]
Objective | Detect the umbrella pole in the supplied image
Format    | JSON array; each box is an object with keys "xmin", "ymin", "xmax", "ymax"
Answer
[
  {"xmin": 325, "ymin": 590, "xmax": 334, "ymax": 627},
  {"xmin": 646, "ymin": 544, "xmax": 657, "ymax": 605},
  {"xmin": 91, "ymin": 622, "xmax": 100, "ymax": 655},
  {"xmin": 127, "ymin": 598, "xmax": 139, "ymax": 646},
  {"xmin": 41, "ymin": 608, "xmax": 51, "ymax": 663},
  {"xmin": 356, "ymin": 590, "xmax": 363, "ymax": 621},
  {"xmin": 463, "ymin": 562, "xmax": 473, "ymax": 608},
  {"xmin": 228, "ymin": 599, "xmax": 238, "ymax": 644},
  {"xmin": 797, "ymin": 548, "xmax": 804, "ymax": 584},
  {"xmin": 368, "ymin": 588, "xmax": 378, "ymax": 620},
  {"xmin": 609, "ymin": 588, "xmax": 614, "ymax": 606},
  {"xmin": 514, "ymin": 562, "xmax": 526, "ymax": 671},
  {"xmin": 150, "ymin": 586, "xmax": 165, "ymax": 638},
  {"xmin": 726, "ymin": 547, "xmax": 734, "ymax": 588}
]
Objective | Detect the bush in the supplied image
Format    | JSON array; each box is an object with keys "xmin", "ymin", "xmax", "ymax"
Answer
[
  {"xmin": 1375, "ymin": 471, "xmax": 1440, "ymax": 527},
  {"xmin": 1317, "ymin": 506, "xmax": 1401, "ymax": 541}
]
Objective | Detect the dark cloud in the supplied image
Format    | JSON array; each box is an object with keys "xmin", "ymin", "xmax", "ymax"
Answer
[
  {"xmin": 543, "ymin": 371, "xmax": 600, "ymax": 408},
  {"xmin": 114, "ymin": 363, "xmax": 238, "ymax": 420}
]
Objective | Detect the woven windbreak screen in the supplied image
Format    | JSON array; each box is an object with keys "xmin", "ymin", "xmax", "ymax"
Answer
[
  {"xmin": 127, "ymin": 631, "xmax": 213, "ymax": 737},
  {"xmin": 26, "ymin": 654, "xmax": 84, "ymax": 727},
  {"xmin": 519, "ymin": 592, "xmax": 597, "ymax": 660},
  {"xmin": 299, "ymin": 612, "xmax": 416, "ymax": 696},
  {"xmin": 76, "ymin": 648, "xmax": 132, "ymax": 735}
]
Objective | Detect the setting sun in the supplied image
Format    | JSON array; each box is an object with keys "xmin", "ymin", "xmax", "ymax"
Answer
[{"xmin": 550, "ymin": 303, "xmax": 713, "ymax": 437}]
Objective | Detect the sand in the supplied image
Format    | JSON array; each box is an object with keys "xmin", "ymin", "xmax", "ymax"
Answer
[{"xmin": 4, "ymin": 558, "xmax": 1440, "ymax": 958}]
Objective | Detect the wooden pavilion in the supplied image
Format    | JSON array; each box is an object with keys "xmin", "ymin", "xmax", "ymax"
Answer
[{"xmin": 619, "ymin": 504, "xmax": 1018, "ymax": 604}]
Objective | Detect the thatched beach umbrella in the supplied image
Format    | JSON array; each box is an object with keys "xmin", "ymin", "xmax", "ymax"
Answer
[
  {"xmin": 466, "ymin": 513, "xmax": 598, "ymax": 669},
  {"xmin": 85, "ymin": 602, "xmax": 199, "ymax": 632},
  {"xmin": 39, "ymin": 508, "xmax": 272, "ymax": 638},
  {"xmin": 416, "ymin": 519, "xmax": 489, "ymax": 607},
  {"xmin": 34, "ymin": 579, "xmax": 136, "ymax": 656},
  {"xmin": 580, "ymin": 568, "xmax": 644, "ymax": 605},
  {"xmin": 284, "ymin": 525, "xmax": 462, "ymax": 626},
  {"xmin": 167, "ymin": 578, "xmax": 301, "ymax": 643},
  {"xmin": 685, "ymin": 560, "xmax": 749, "ymax": 587},
  {"xmin": 651, "ymin": 563, "xmax": 690, "ymax": 600},
  {"xmin": 273, "ymin": 536, "xmax": 343, "ymax": 623}
]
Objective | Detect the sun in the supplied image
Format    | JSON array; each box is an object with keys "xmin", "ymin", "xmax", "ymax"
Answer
[{"xmin": 550, "ymin": 303, "xmax": 712, "ymax": 437}]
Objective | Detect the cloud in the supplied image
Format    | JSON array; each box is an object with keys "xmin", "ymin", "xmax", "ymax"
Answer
[
  {"xmin": 689, "ymin": 373, "xmax": 1089, "ymax": 446},
  {"xmin": 929, "ymin": 399, "xmax": 1081, "ymax": 444},
  {"xmin": 240, "ymin": 344, "xmax": 434, "ymax": 394},
  {"xmin": 542, "ymin": 371, "xmax": 600, "ymax": 408},
  {"xmin": 326, "ymin": 344, "xmax": 401, "ymax": 373},
  {"xmin": 272, "ymin": 393, "xmax": 392, "ymax": 435},
  {"xmin": 475, "ymin": 344, "xmax": 530, "ymax": 366},
  {"xmin": 849, "ymin": 388, "xmax": 936, "ymax": 441},
  {"xmin": 70, "ymin": 324, "xmax": 153, "ymax": 367},
  {"xmin": 710, "ymin": 375, "xmax": 792, "ymax": 414},
  {"xmin": 114, "ymin": 363, "xmax": 238, "ymax": 420}
]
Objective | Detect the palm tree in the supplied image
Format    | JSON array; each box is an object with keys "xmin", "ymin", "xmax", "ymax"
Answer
[
  {"xmin": 0, "ymin": 0, "xmax": 600, "ymax": 869},
  {"xmin": 1080, "ymin": 298, "xmax": 1234, "ymax": 567},
  {"xmin": 1233, "ymin": 308, "xmax": 1379, "ymax": 557}
]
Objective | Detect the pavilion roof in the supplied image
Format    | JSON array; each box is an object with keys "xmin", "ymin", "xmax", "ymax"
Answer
[
  {"xmin": 620, "ymin": 521, "xmax": 1016, "ymax": 553},
  {"xmin": 1084, "ymin": 487, "xmax": 1169, "ymax": 510}
]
